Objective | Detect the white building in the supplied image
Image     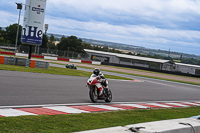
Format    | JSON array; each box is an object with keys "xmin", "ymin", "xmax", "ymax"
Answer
[{"xmin": 84, "ymin": 49, "xmax": 200, "ymax": 76}]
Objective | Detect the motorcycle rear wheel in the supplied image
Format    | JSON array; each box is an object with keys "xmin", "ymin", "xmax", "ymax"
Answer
[
  {"xmin": 89, "ymin": 88, "xmax": 98, "ymax": 103},
  {"xmin": 105, "ymin": 90, "xmax": 112, "ymax": 103}
]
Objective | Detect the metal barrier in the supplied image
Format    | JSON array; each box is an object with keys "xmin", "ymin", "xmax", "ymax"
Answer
[
  {"xmin": 34, "ymin": 60, "xmax": 49, "ymax": 69},
  {"xmin": 1, "ymin": 56, "xmax": 49, "ymax": 69},
  {"xmin": 4, "ymin": 57, "xmax": 30, "ymax": 67}
]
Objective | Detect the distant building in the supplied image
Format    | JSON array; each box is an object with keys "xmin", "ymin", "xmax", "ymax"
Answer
[{"xmin": 84, "ymin": 49, "xmax": 200, "ymax": 75}]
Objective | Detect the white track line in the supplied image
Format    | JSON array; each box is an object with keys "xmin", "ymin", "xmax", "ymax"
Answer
[
  {"xmin": 146, "ymin": 103, "xmax": 173, "ymax": 108},
  {"xmin": 89, "ymin": 105, "xmax": 125, "ymax": 110},
  {"xmin": 182, "ymin": 102, "xmax": 200, "ymax": 106},
  {"xmin": 121, "ymin": 104, "xmax": 149, "ymax": 109},
  {"xmin": 194, "ymin": 101, "xmax": 200, "ymax": 104},
  {"xmin": 45, "ymin": 106, "xmax": 89, "ymax": 114},
  {"xmin": 0, "ymin": 109, "xmax": 36, "ymax": 117},
  {"xmin": 165, "ymin": 103, "xmax": 189, "ymax": 107}
]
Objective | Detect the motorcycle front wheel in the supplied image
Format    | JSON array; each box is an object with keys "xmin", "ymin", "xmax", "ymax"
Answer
[
  {"xmin": 89, "ymin": 88, "xmax": 98, "ymax": 103},
  {"xmin": 105, "ymin": 90, "xmax": 112, "ymax": 103}
]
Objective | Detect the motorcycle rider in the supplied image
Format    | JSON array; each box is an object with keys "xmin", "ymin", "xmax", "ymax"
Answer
[{"xmin": 92, "ymin": 68, "xmax": 108, "ymax": 96}]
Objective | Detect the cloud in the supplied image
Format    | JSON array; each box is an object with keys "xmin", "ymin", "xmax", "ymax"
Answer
[
  {"xmin": 0, "ymin": 10, "xmax": 19, "ymax": 27},
  {"xmin": 45, "ymin": 15, "xmax": 200, "ymax": 53},
  {"xmin": 47, "ymin": 0, "xmax": 200, "ymax": 20},
  {"xmin": 46, "ymin": 14, "xmax": 200, "ymax": 39},
  {"xmin": 0, "ymin": 0, "xmax": 199, "ymax": 55}
]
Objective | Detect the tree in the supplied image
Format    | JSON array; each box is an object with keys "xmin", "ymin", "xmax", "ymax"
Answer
[
  {"xmin": 0, "ymin": 27, "xmax": 5, "ymax": 43},
  {"xmin": 82, "ymin": 42, "xmax": 92, "ymax": 49},
  {"xmin": 60, "ymin": 35, "xmax": 65, "ymax": 42},
  {"xmin": 47, "ymin": 34, "xmax": 56, "ymax": 49},
  {"xmin": 57, "ymin": 35, "xmax": 86, "ymax": 54},
  {"xmin": 180, "ymin": 54, "xmax": 183, "ymax": 61},
  {"xmin": 102, "ymin": 46, "xmax": 109, "ymax": 52},
  {"xmin": 93, "ymin": 45, "xmax": 101, "ymax": 50},
  {"xmin": 181, "ymin": 58, "xmax": 200, "ymax": 65},
  {"xmin": 126, "ymin": 52, "xmax": 133, "ymax": 55},
  {"xmin": 163, "ymin": 56, "xmax": 174, "ymax": 61},
  {"xmin": 49, "ymin": 34, "xmax": 55, "ymax": 42},
  {"xmin": 4, "ymin": 23, "xmax": 22, "ymax": 45},
  {"xmin": 40, "ymin": 34, "xmax": 48, "ymax": 48}
]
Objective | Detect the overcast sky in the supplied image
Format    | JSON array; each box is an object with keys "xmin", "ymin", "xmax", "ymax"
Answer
[{"xmin": 0, "ymin": 0, "xmax": 200, "ymax": 55}]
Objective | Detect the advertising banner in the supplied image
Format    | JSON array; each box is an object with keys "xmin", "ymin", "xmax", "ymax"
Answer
[
  {"xmin": 21, "ymin": 0, "xmax": 47, "ymax": 46},
  {"xmin": 91, "ymin": 55, "xmax": 110, "ymax": 62}
]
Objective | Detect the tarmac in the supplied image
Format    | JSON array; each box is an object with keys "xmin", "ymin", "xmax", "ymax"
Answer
[{"xmin": 1, "ymin": 59, "xmax": 199, "ymax": 132}]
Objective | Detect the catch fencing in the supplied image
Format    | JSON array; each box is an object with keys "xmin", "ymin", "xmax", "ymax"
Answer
[{"xmin": 0, "ymin": 44, "xmax": 88, "ymax": 60}]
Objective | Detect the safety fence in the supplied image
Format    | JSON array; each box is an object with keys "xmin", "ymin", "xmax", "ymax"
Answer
[{"xmin": 0, "ymin": 44, "xmax": 88, "ymax": 59}]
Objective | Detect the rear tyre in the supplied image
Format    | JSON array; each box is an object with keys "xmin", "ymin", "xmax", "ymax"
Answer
[
  {"xmin": 89, "ymin": 88, "xmax": 98, "ymax": 103},
  {"xmin": 105, "ymin": 90, "xmax": 112, "ymax": 103}
]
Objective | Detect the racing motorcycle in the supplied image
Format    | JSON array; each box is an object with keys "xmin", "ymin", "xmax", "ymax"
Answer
[{"xmin": 86, "ymin": 74, "xmax": 112, "ymax": 103}]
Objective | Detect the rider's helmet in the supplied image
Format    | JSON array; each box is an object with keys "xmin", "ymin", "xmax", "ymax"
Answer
[{"xmin": 93, "ymin": 68, "xmax": 100, "ymax": 75}]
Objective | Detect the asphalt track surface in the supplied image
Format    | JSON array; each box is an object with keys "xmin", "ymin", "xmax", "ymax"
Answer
[{"xmin": 0, "ymin": 64, "xmax": 200, "ymax": 106}]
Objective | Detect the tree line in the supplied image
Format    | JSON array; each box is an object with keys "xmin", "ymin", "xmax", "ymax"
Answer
[
  {"xmin": 0, "ymin": 23, "xmax": 86, "ymax": 55},
  {"xmin": 0, "ymin": 23, "xmax": 122, "ymax": 55}
]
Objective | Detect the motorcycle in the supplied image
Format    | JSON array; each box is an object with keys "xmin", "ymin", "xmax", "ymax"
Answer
[
  {"xmin": 65, "ymin": 64, "xmax": 77, "ymax": 69},
  {"xmin": 86, "ymin": 74, "xmax": 112, "ymax": 103}
]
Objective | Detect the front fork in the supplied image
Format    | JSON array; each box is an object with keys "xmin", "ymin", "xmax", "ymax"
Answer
[
  {"xmin": 89, "ymin": 85, "xmax": 98, "ymax": 96},
  {"xmin": 94, "ymin": 86, "xmax": 98, "ymax": 96}
]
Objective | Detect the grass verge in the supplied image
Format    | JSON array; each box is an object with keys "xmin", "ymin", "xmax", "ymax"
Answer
[
  {"xmin": 73, "ymin": 64, "xmax": 200, "ymax": 86},
  {"xmin": 0, "ymin": 64, "xmax": 132, "ymax": 80},
  {"xmin": 0, "ymin": 107, "xmax": 199, "ymax": 133}
]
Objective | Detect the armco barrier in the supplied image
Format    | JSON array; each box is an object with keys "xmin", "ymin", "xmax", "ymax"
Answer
[
  {"xmin": 4, "ymin": 57, "xmax": 29, "ymax": 66},
  {"xmin": 57, "ymin": 57, "xmax": 69, "ymax": 62},
  {"xmin": 0, "ymin": 56, "xmax": 49, "ymax": 69},
  {"xmin": 81, "ymin": 60, "xmax": 92, "ymax": 64},
  {"xmin": 34, "ymin": 60, "xmax": 49, "ymax": 69},
  {"xmin": 1, "ymin": 52, "xmax": 101, "ymax": 65},
  {"xmin": 69, "ymin": 59, "xmax": 82, "ymax": 63},
  {"xmin": 0, "ymin": 51, "xmax": 15, "ymax": 56},
  {"xmin": 91, "ymin": 61, "xmax": 101, "ymax": 65},
  {"xmin": 44, "ymin": 56, "xmax": 57, "ymax": 60},
  {"xmin": 31, "ymin": 55, "xmax": 44, "ymax": 58}
]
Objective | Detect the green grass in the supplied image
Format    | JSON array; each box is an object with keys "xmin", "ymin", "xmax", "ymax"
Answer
[
  {"xmin": 72, "ymin": 64, "xmax": 200, "ymax": 86},
  {"xmin": 0, "ymin": 107, "xmax": 199, "ymax": 133},
  {"xmin": 0, "ymin": 64, "xmax": 132, "ymax": 80},
  {"xmin": 174, "ymin": 60, "xmax": 181, "ymax": 63},
  {"xmin": 47, "ymin": 62, "xmax": 200, "ymax": 85},
  {"xmin": 100, "ymin": 68, "xmax": 200, "ymax": 86},
  {"xmin": 98, "ymin": 64, "xmax": 199, "ymax": 79}
]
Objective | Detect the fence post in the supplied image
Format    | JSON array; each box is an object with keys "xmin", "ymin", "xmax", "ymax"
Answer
[{"xmin": 64, "ymin": 51, "xmax": 66, "ymax": 57}]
